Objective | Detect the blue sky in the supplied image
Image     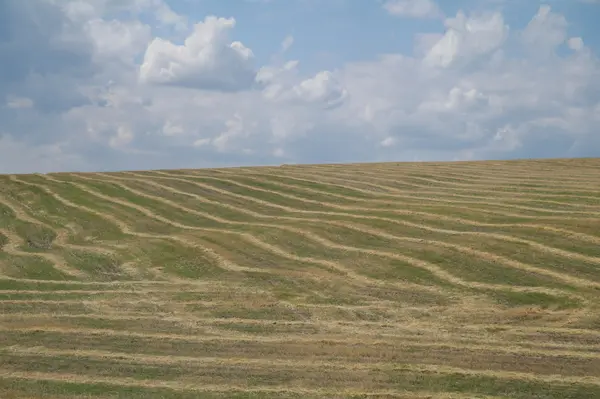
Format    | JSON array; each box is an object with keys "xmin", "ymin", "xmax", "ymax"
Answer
[{"xmin": 1, "ymin": 0, "xmax": 599, "ymax": 173}]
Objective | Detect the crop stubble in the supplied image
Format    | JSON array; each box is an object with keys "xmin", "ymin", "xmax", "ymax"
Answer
[{"xmin": 1, "ymin": 158, "xmax": 600, "ymax": 398}]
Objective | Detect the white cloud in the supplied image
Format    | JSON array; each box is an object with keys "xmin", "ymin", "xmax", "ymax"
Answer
[
  {"xmin": 108, "ymin": 125, "xmax": 134, "ymax": 149},
  {"xmin": 273, "ymin": 147, "xmax": 285, "ymax": 157},
  {"xmin": 139, "ymin": 16, "xmax": 256, "ymax": 91},
  {"xmin": 423, "ymin": 10, "xmax": 509, "ymax": 68},
  {"xmin": 568, "ymin": 37, "xmax": 584, "ymax": 51},
  {"xmin": 212, "ymin": 113, "xmax": 249, "ymax": 152},
  {"xmin": 0, "ymin": 135, "xmax": 85, "ymax": 174},
  {"xmin": 380, "ymin": 137, "xmax": 396, "ymax": 147},
  {"xmin": 193, "ymin": 138, "xmax": 211, "ymax": 147},
  {"xmin": 291, "ymin": 71, "xmax": 348, "ymax": 108},
  {"xmin": 162, "ymin": 120, "xmax": 184, "ymax": 136},
  {"xmin": 0, "ymin": 1, "xmax": 599, "ymax": 173},
  {"xmin": 281, "ymin": 35, "xmax": 294, "ymax": 52},
  {"xmin": 58, "ymin": 0, "xmax": 187, "ymax": 30},
  {"xmin": 520, "ymin": 5, "xmax": 567, "ymax": 56},
  {"xmin": 384, "ymin": 0, "xmax": 443, "ymax": 19},
  {"xmin": 85, "ymin": 18, "xmax": 152, "ymax": 63},
  {"xmin": 6, "ymin": 96, "xmax": 34, "ymax": 109}
]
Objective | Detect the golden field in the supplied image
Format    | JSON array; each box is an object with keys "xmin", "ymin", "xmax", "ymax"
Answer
[{"xmin": 1, "ymin": 158, "xmax": 600, "ymax": 398}]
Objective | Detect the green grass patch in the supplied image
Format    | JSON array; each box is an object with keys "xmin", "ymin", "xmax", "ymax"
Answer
[
  {"xmin": 234, "ymin": 226, "xmax": 450, "ymax": 285},
  {"xmin": 126, "ymin": 239, "xmax": 230, "ymax": 279},
  {"xmin": 108, "ymin": 179, "xmax": 263, "ymax": 223},
  {"xmin": 215, "ymin": 322, "xmax": 321, "ymax": 335},
  {"xmin": 0, "ymin": 202, "xmax": 57, "ymax": 251},
  {"xmin": 19, "ymin": 175, "xmax": 177, "ymax": 235},
  {"xmin": 200, "ymin": 231, "xmax": 344, "ymax": 276},
  {"xmin": 237, "ymin": 272, "xmax": 330, "ymax": 302},
  {"xmin": 0, "ymin": 178, "xmax": 127, "ymax": 243},
  {"xmin": 490, "ymin": 227, "xmax": 600, "ymax": 258},
  {"xmin": 175, "ymin": 170, "xmax": 379, "ymax": 200},
  {"xmin": 127, "ymin": 175, "xmax": 286, "ymax": 216},
  {"xmin": 56, "ymin": 177, "xmax": 225, "ymax": 229},
  {"xmin": 0, "ymin": 253, "xmax": 78, "ymax": 281},
  {"xmin": 0, "ymin": 302, "xmax": 91, "ymax": 314},
  {"xmin": 208, "ymin": 304, "xmax": 312, "ymax": 321},
  {"xmin": 478, "ymin": 290, "xmax": 583, "ymax": 310},
  {"xmin": 187, "ymin": 176, "xmax": 332, "ymax": 211},
  {"xmin": 303, "ymin": 224, "xmax": 572, "ymax": 289},
  {"xmin": 0, "ymin": 279, "xmax": 137, "ymax": 291},
  {"xmin": 383, "ymin": 368, "xmax": 600, "ymax": 398},
  {"xmin": 0, "ymin": 378, "xmax": 309, "ymax": 399},
  {"xmin": 62, "ymin": 250, "xmax": 134, "ymax": 282},
  {"xmin": 0, "ymin": 231, "xmax": 7, "ymax": 248},
  {"xmin": 452, "ymin": 236, "xmax": 600, "ymax": 283}
]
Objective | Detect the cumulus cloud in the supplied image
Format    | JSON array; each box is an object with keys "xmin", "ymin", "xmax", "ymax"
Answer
[
  {"xmin": 58, "ymin": 0, "xmax": 187, "ymax": 30},
  {"xmin": 281, "ymin": 35, "xmax": 294, "ymax": 52},
  {"xmin": 291, "ymin": 71, "xmax": 348, "ymax": 108},
  {"xmin": 139, "ymin": 16, "xmax": 256, "ymax": 91},
  {"xmin": 383, "ymin": 0, "xmax": 443, "ymax": 19},
  {"xmin": 520, "ymin": 5, "xmax": 567, "ymax": 56},
  {"xmin": 0, "ymin": 1, "xmax": 599, "ymax": 173},
  {"xmin": 423, "ymin": 10, "xmax": 509, "ymax": 68},
  {"xmin": 85, "ymin": 18, "xmax": 152, "ymax": 63},
  {"xmin": 5, "ymin": 96, "xmax": 34, "ymax": 109},
  {"xmin": 568, "ymin": 37, "xmax": 584, "ymax": 52}
]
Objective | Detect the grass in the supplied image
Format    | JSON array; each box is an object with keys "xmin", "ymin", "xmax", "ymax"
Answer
[{"xmin": 1, "ymin": 158, "xmax": 600, "ymax": 398}]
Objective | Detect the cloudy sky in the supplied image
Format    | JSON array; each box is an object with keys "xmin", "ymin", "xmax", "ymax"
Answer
[{"xmin": 1, "ymin": 0, "xmax": 599, "ymax": 173}]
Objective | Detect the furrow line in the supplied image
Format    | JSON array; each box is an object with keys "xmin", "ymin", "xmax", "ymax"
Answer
[
  {"xmin": 310, "ymin": 164, "xmax": 600, "ymax": 188},
  {"xmin": 155, "ymin": 170, "xmax": 589, "ymax": 221},
  {"xmin": 0, "ymin": 299, "xmax": 396, "ymax": 311},
  {"xmin": 414, "ymin": 163, "xmax": 600, "ymax": 180},
  {"xmin": 328, "ymin": 220, "xmax": 599, "ymax": 290},
  {"xmin": 0, "ymin": 195, "xmax": 120, "ymax": 257},
  {"xmin": 224, "ymin": 168, "xmax": 600, "ymax": 202},
  {"xmin": 344, "ymin": 162, "xmax": 600, "ymax": 179},
  {"xmin": 204, "ymin": 174, "xmax": 600, "ymax": 258},
  {"xmin": 54, "ymin": 174, "xmax": 441, "ymax": 291},
  {"xmin": 5, "ymin": 316, "xmax": 600, "ymax": 341},
  {"xmin": 74, "ymin": 174, "xmax": 598, "ymax": 294},
  {"xmin": 125, "ymin": 172, "xmax": 600, "ymax": 279},
  {"xmin": 0, "ymin": 228, "xmax": 87, "ymax": 280},
  {"xmin": 6, "ymin": 344, "xmax": 600, "ymax": 373},
  {"xmin": 281, "ymin": 167, "xmax": 600, "ymax": 196},
  {"xmin": 0, "ymin": 275, "xmax": 220, "ymax": 286},
  {"xmin": 0, "ymin": 195, "xmax": 130, "ymax": 278},
  {"xmin": 193, "ymin": 171, "xmax": 600, "ymax": 245},
  {"xmin": 233, "ymin": 171, "xmax": 600, "ymax": 211},
  {"xmin": 4, "ymin": 328, "xmax": 600, "ymax": 360},
  {"xmin": 390, "ymin": 168, "xmax": 600, "ymax": 186},
  {"xmin": 49, "ymin": 174, "xmax": 364, "ymax": 282},
  {"xmin": 8, "ymin": 175, "xmax": 259, "ymax": 276},
  {"xmin": 270, "ymin": 162, "xmax": 600, "ymax": 183},
  {"xmin": 0, "ymin": 369, "xmax": 508, "ymax": 398},
  {"xmin": 0, "ymin": 288, "xmax": 220, "ymax": 295},
  {"xmin": 263, "ymin": 170, "xmax": 600, "ymax": 216},
  {"xmin": 5, "ymin": 317, "xmax": 599, "ymax": 356},
  {"xmin": 271, "ymin": 163, "xmax": 600, "ymax": 185}
]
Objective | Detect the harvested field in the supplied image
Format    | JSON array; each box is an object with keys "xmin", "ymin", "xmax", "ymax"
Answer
[{"xmin": 1, "ymin": 157, "xmax": 600, "ymax": 398}]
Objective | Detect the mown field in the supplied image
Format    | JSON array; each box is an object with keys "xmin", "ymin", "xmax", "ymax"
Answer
[{"xmin": 1, "ymin": 158, "xmax": 600, "ymax": 398}]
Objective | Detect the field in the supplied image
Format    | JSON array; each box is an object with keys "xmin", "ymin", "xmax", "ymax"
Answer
[{"xmin": 1, "ymin": 158, "xmax": 600, "ymax": 398}]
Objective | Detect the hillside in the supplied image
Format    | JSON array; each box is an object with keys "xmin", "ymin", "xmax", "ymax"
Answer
[{"xmin": 1, "ymin": 158, "xmax": 600, "ymax": 398}]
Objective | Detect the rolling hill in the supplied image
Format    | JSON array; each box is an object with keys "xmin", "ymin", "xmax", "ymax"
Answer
[{"xmin": 1, "ymin": 158, "xmax": 600, "ymax": 398}]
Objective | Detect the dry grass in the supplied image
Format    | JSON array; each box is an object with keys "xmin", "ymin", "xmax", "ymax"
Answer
[{"xmin": 1, "ymin": 157, "xmax": 600, "ymax": 398}]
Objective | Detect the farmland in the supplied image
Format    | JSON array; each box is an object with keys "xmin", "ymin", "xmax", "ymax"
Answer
[{"xmin": 1, "ymin": 158, "xmax": 600, "ymax": 398}]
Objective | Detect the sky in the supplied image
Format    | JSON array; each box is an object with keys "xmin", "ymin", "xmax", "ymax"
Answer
[{"xmin": 1, "ymin": 0, "xmax": 599, "ymax": 173}]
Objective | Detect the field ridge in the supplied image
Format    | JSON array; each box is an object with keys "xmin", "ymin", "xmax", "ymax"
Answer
[{"xmin": 1, "ymin": 158, "xmax": 600, "ymax": 398}]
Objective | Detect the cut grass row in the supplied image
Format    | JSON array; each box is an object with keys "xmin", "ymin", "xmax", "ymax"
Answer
[
  {"xmin": 2, "ymin": 159, "xmax": 600, "ymax": 398},
  {"xmin": 2, "ymin": 173, "xmax": 598, "ymax": 310}
]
